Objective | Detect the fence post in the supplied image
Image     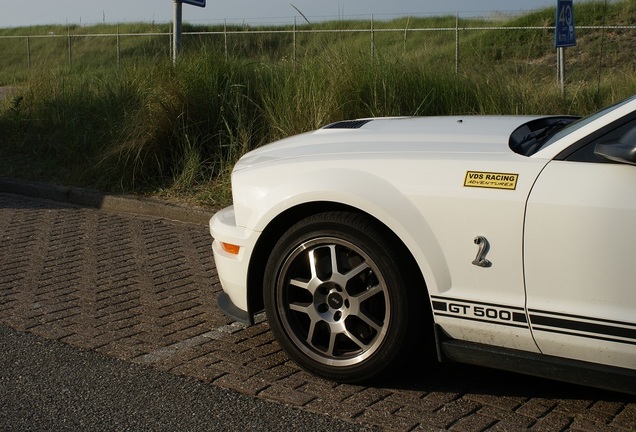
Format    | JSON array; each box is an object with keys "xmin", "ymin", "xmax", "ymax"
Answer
[
  {"xmin": 293, "ymin": 16, "xmax": 297, "ymax": 64},
  {"xmin": 117, "ymin": 24, "xmax": 121, "ymax": 66},
  {"xmin": 403, "ymin": 17, "xmax": 409, "ymax": 54},
  {"xmin": 455, "ymin": 12, "xmax": 459, "ymax": 75},
  {"xmin": 67, "ymin": 27, "xmax": 72, "ymax": 67},
  {"xmin": 224, "ymin": 19, "xmax": 228, "ymax": 60},
  {"xmin": 371, "ymin": 14, "xmax": 375, "ymax": 59},
  {"xmin": 26, "ymin": 36, "xmax": 31, "ymax": 68}
]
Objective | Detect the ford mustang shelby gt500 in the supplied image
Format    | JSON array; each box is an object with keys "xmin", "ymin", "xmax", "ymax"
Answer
[{"xmin": 210, "ymin": 95, "xmax": 636, "ymax": 394}]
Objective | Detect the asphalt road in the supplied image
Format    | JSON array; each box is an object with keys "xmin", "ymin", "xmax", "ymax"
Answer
[
  {"xmin": 0, "ymin": 188, "xmax": 634, "ymax": 431},
  {"xmin": 0, "ymin": 326, "xmax": 375, "ymax": 431}
]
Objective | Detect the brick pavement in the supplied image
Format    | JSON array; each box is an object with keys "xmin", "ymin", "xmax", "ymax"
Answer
[{"xmin": 0, "ymin": 192, "xmax": 634, "ymax": 431}]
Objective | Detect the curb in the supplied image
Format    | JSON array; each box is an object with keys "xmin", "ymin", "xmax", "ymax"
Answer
[{"xmin": 0, "ymin": 177, "xmax": 213, "ymax": 225}]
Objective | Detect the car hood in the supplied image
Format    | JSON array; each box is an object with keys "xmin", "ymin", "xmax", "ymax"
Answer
[{"xmin": 235, "ymin": 115, "xmax": 541, "ymax": 170}]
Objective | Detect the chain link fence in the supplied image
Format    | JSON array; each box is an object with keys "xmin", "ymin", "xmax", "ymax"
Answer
[{"xmin": 1, "ymin": 17, "xmax": 635, "ymax": 78}]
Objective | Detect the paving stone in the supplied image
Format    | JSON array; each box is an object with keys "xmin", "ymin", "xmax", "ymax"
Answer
[
  {"xmin": 424, "ymin": 398, "xmax": 482, "ymax": 429},
  {"xmin": 449, "ymin": 413, "xmax": 497, "ymax": 432},
  {"xmin": 247, "ymin": 349, "xmax": 289, "ymax": 370},
  {"xmin": 611, "ymin": 404, "xmax": 636, "ymax": 430},
  {"xmin": 358, "ymin": 404, "xmax": 420, "ymax": 431},
  {"xmin": 303, "ymin": 397, "xmax": 366, "ymax": 420},
  {"xmin": 268, "ymin": 369, "xmax": 312, "ymax": 390},
  {"xmin": 253, "ymin": 363, "xmax": 299, "ymax": 382},
  {"xmin": 299, "ymin": 380, "xmax": 358, "ymax": 400},
  {"xmin": 590, "ymin": 400, "xmax": 625, "ymax": 416},
  {"xmin": 477, "ymin": 405, "xmax": 535, "ymax": 428},
  {"xmin": 170, "ymin": 362, "xmax": 227, "ymax": 383},
  {"xmin": 259, "ymin": 384, "xmax": 316, "ymax": 406},
  {"xmin": 515, "ymin": 398, "xmax": 557, "ymax": 418},
  {"xmin": 531, "ymin": 411, "xmax": 573, "ymax": 431},
  {"xmin": 465, "ymin": 393, "xmax": 526, "ymax": 411},
  {"xmin": 213, "ymin": 373, "xmax": 270, "ymax": 396}
]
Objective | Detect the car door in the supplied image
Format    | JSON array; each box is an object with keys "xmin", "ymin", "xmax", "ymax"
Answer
[{"xmin": 524, "ymin": 117, "xmax": 636, "ymax": 370}]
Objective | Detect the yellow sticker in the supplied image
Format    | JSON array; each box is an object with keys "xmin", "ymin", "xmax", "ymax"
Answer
[{"xmin": 464, "ymin": 171, "xmax": 519, "ymax": 190}]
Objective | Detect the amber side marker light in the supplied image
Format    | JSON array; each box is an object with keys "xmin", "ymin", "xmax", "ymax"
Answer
[{"xmin": 221, "ymin": 242, "xmax": 241, "ymax": 255}]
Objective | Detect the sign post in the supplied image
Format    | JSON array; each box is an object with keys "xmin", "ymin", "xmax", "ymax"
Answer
[
  {"xmin": 172, "ymin": 0, "xmax": 206, "ymax": 63},
  {"xmin": 555, "ymin": 0, "xmax": 576, "ymax": 94}
]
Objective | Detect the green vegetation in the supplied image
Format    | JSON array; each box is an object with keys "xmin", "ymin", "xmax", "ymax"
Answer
[{"xmin": 0, "ymin": 1, "xmax": 635, "ymax": 208}]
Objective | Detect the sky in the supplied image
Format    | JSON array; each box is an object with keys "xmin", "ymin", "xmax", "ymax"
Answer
[{"xmin": 0, "ymin": 0, "xmax": 563, "ymax": 28}]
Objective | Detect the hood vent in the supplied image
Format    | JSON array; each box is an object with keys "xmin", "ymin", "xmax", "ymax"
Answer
[{"xmin": 323, "ymin": 119, "xmax": 372, "ymax": 129}]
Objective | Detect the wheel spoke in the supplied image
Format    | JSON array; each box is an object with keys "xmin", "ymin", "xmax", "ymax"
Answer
[
  {"xmin": 343, "ymin": 328, "xmax": 368, "ymax": 350},
  {"xmin": 308, "ymin": 249, "xmax": 320, "ymax": 279},
  {"xmin": 353, "ymin": 283, "xmax": 383, "ymax": 303},
  {"xmin": 355, "ymin": 310, "xmax": 383, "ymax": 333},
  {"xmin": 301, "ymin": 308, "xmax": 325, "ymax": 348},
  {"xmin": 326, "ymin": 329, "xmax": 338, "ymax": 356},
  {"xmin": 289, "ymin": 278, "xmax": 309, "ymax": 290},
  {"xmin": 289, "ymin": 301, "xmax": 310, "ymax": 314},
  {"xmin": 308, "ymin": 245, "xmax": 336, "ymax": 280},
  {"xmin": 324, "ymin": 325, "xmax": 366, "ymax": 356},
  {"xmin": 340, "ymin": 261, "xmax": 370, "ymax": 285},
  {"xmin": 306, "ymin": 319, "xmax": 317, "ymax": 344},
  {"xmin": 329, "ymin": 244, "xmax": 338, "ymax": 274}
]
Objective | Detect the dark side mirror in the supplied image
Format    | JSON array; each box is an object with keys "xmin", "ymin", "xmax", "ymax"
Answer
[{"xmin": 594, "ymin": 142, "xmax": 636, "ymax": 166}]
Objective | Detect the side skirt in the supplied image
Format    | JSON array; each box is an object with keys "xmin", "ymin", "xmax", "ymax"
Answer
[{"xmin": 434, "ymin": 324, "xmax": 636, "ymax": 396}]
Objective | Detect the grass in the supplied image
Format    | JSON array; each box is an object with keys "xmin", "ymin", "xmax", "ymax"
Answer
[{"xmin": 0, "ymin": 0, "xmax": 635, "ymax": 209}]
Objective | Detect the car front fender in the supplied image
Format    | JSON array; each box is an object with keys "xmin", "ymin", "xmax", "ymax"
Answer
[{"xmin": 234, "ymin": 164, "xmax": 452, "ymax": 295}]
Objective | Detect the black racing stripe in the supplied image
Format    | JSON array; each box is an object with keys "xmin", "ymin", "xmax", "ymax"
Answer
[
  {"xmin": 434, "ymin": 312, "xmax": 529, "ymax": 329},
  {"xmin": 530, "ymin": 314, "xmax": 636, "ymax": 341},
  {"xmin": 513, "ymin": 312, "xmax": 527, "ymax": 323},
  {"xmin": 432, "ymin": 301, "xmax": 447, "ymax": 312},
  {"xmin": 528, "ymin": 308, "xmax": 635, "ymax": 328},
  {"xmin": 532, "ymin": 326, "xmax": 636, "ymax": 346}
]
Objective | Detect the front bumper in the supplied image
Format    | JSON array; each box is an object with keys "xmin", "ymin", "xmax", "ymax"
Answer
[
  {"xmin": 217, "ymin": 292, "xmax": 252, "ymax": 325},
  {"xmin": 209, "ymin": 206, "xmax": 260, "ymax": 324}
]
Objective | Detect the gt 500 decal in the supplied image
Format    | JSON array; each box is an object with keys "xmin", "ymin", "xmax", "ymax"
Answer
[
  {"xmin": 432, "ymin": 296, "xmax": 636, "ymax": 346},
  {"xmin": 431, "ymin": 295, "xmax": 528, "ymax": 329}
]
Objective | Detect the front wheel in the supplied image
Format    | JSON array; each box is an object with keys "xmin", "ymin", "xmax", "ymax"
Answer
[{"xmin": 264, "ymin": 211, "xmax": 423, "ymax": 382}]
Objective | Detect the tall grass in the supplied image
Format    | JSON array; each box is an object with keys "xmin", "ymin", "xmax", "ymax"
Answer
[{"xmin": 0, "ymin": 1, "xmax": 635, "ymax": 207}]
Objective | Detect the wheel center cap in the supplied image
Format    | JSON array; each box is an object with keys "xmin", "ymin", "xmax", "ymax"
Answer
[{"xmin": 327, "ymin": 292, "xmax": 344, "ymax": 309}]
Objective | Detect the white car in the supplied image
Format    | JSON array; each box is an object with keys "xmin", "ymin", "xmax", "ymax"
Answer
[{"xmin": 210, "ymin": 95, "xmax": 636, "ymax": 394}]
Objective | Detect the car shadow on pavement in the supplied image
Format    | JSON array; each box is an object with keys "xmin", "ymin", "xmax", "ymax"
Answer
[{"xmin": 372, "ymin": 355, "xmax": 635, "ymax": 402}]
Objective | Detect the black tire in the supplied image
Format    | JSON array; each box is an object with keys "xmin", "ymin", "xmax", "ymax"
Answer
[{"xmin": 263, "ymin": 211, "xmax": 423, "ymax": 382}]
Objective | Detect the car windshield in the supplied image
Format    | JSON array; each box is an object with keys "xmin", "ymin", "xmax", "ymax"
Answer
[
  {"xmin": 509, "ymin": 94, "xmax": 636, "ymax": 156},
  {"xmin": 536, "ymin": 94, "xmax": 636, "ymax": 153}
]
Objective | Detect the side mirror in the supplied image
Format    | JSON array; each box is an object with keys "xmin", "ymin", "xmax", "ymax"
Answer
[{"xmin": 594, "ymin": 142, "xmax": 636, "ymax": 166}]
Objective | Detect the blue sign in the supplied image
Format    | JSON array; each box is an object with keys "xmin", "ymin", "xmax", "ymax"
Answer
[
  {"xmin": 555, "ymin": 0, "xmax": 576, "ymax": 47},
  {"xmin": 181, "ymin": 0, "xmax": 206, "ymax": 7}
]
